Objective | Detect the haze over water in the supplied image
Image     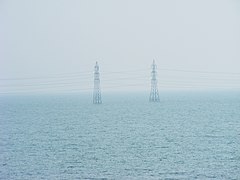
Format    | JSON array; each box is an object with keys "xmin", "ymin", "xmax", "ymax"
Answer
[
  {"xmin": 1, "ymin": 0, "xmax": 240, "ymax": 93},
  {"xmin": 1, "ymin": 0, "xmax": 240, "ymax": 179},
  {"xmin": 1, "ymin": 92, "xmax": 239, "ymax": 179}
]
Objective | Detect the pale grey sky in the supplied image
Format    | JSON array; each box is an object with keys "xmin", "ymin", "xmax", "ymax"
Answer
[{"xmin": 0, "ymin": 0, "xmax": 240, "ymax": 93}]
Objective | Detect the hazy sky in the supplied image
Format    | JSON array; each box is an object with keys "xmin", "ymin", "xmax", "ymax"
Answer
[{"xmin": 1, "ymin": 0, "xmax": 240, "ymax": 93}]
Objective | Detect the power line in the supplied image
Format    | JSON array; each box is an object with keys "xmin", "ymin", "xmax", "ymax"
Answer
[
  {"xmin": 159, "ymin": 68, "xmax": 240, "ymax": 75},
  {"xmin": 1, "ymin": 67, "xmax": 240, "ymax": 81},
  {"xmin": 1, "ymin": 66, "xmax": 240, "ymax": 94},
  {"xmin": 1, "ymin": 79, "xmax": 240, "ymax": 91},
  {"xmin": 1, "ymin": 73, "xmax": 240, "ymax": 88},
  {"xmin": 1, "ymin": 80, "xmax": 240, "ymax": 94},
  {"xmin": 0, "ymin": 68, "xmax": 149, "ymax": 81},
  {"xmin": 0, "ymin": 76, "xmax": 149, "ymax": 88}
]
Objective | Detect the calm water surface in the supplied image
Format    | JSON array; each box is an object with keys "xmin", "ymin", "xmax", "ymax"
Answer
[{"xmin": 0, "ymin": 92, "xmax": 240, "ymax": 179}]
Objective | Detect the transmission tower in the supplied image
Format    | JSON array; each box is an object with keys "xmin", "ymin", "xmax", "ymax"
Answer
[
  {"xmin": 93, "ymin": 61, "xmax": 102, "ymax": 104},
  {"xmin": 149, "ymin": 60, "xmax": 160, "ymax": 102}
]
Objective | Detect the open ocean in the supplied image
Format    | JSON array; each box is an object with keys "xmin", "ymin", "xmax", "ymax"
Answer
[{"xmin": 0, "ymin": 92, "xmax": 239, "ymax": 179}]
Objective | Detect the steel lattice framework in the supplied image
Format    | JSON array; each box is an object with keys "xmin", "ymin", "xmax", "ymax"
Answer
[
  {"xmin": 149, "ymin": 60, "xmax": 160, "ymax": 102},
  {"xmin": 93, "ymin": 62, "xmax": 102, "ymax": 104}
]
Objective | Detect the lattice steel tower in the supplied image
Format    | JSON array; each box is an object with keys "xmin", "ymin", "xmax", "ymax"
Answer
[
  {"xmin": 93, "ymin": 62, "xmax": 102, "ymax": 104},
  {"xmin": 149, "ymin": 60, "xmax": 160, "ymax": 102}
]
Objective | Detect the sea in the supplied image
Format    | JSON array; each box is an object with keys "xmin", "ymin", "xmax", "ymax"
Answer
[{"xmin": 0, "ymin": 91, "xmax": 239, "ymax": 179}]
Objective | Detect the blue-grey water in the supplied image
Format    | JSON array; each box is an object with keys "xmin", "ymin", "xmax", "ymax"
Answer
[{"xmin": 0, "ymin": 92, "xmax": 239, "ymax": 179}]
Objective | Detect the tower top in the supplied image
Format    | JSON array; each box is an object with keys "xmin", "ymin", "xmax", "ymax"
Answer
[
  {"xmin": 152, "ymin": 59, "xmax": 157, "ymax": 70},
  {"xmin": 95, "ymin": 61, "xmax": 99, "ymax": 72}
]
